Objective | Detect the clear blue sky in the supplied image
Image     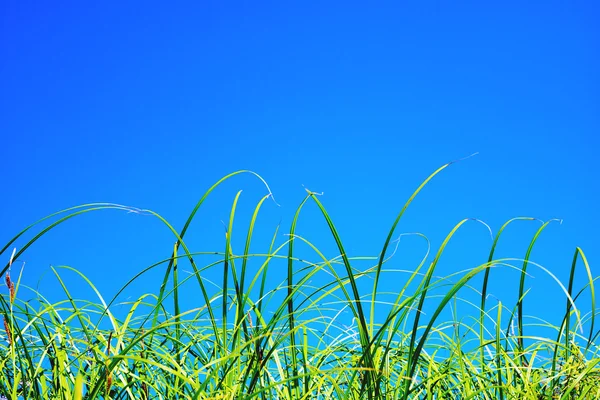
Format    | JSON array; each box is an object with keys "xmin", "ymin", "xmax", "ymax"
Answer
[{"xmin": 1, "ymin": 1, "xmax": 598, "ymax": 333}]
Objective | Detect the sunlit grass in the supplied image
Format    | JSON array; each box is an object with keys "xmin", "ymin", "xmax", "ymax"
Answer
[{"xmin": 1, "ymin": 165, "xmax": 598, "ymax": 399}]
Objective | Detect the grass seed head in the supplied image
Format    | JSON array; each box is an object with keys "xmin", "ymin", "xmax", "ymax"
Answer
[
  {"xmin": 3, "ymin": 318, "xmax": 11, "ymax": 346},
  {"xmin": 106, "ymin": 372, "xmax": 112, "ymax": 395},
  {"xmin": 5, "ymin": 272, "xmax": 15, "ymax": 304}
]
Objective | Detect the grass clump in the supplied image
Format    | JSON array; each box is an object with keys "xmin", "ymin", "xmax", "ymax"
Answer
[{"xmin": 1, "ymin": 164, "xmax": 599, "ymax": 399}]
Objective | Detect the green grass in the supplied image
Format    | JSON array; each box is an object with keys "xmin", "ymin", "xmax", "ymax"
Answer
[{"xmin": 1, "ymin": 165, "xmax": 599, "ymax": 399}]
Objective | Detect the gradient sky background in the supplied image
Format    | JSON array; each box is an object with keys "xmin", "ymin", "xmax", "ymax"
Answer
[{"xmin": 1, "ymin": 1, "xmax": 599, "ymax": 334}]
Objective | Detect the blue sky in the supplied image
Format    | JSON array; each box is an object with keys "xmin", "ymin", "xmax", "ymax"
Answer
[{"xmin": 1, "ymin": 1, "xmax": 598, "ymax": 335}]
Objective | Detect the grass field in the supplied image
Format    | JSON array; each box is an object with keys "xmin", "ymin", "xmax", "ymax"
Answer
[{"xmin": 1, "ymin": 163, "xmax": 598, "ymax": 399}]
